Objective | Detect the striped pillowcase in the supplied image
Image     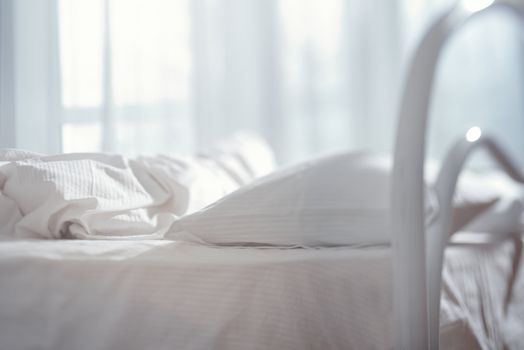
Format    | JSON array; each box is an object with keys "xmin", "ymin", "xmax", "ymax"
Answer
[{"xmin": 167, "ymin": 152, "xmax": 436, "ymax": 247}]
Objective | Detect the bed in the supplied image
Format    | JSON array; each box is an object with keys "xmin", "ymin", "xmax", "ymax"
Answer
[
  {"xmin": 0, "ymin": 235, "xmax": 520, "ymax": 350},
  {"xmin": 1, "ymin": 1, "xmax": 524, "ymax": 349}
]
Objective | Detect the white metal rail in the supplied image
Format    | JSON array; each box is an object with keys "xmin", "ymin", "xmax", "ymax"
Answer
[{"xmin": 391, "ymin": 1, "xmax": 524, "ymax": 349}]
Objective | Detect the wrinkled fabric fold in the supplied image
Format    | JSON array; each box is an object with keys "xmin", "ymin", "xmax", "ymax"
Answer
[{"xmin": 0, "ymin": 133, "xmax": 275, "ymax": 240}]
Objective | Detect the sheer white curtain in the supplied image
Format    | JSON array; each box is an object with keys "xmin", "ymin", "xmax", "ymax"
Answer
[
  {"xmin": 0, "ymin": 0, "xmax": 62, "ymax": 153},
  {"xmin": 57, "ymin": 0, "xmax": 406, "ymax": 163},
  {"xmin": 2, "ymin": 0, "xmax": 524, "ymax": 165},
  {"xmin": 59, "ymin": 0, "xmax": 193, "ymax": 155}
]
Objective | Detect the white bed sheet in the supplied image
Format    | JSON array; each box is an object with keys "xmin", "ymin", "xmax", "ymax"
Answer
[{"xmin": 0, "ymin": 236, "xmax": 520, "ymax": 350}]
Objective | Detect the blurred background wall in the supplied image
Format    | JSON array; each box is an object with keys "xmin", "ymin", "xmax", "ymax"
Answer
[{"xmin": 1, "ymin": 0, "xmax": 524, "ymax": 164}]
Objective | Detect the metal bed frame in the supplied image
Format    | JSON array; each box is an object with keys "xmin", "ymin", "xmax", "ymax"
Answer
[{"xmin": 391, "ymin": 0, "xmax": 524, "ymax": 348}]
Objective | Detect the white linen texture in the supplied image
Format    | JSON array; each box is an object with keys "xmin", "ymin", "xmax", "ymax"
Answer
[
  {"xmin": 167, "ymin": 152, "xmax": 438, "ymax": 247},
  {"xmin": 1, "ymin": 238, "xmax": 513, "ymax": 350},
  {"xmin": 0, "ymin": 133, "xmax": 275, "ymax": 240},
  {"xmin": 167, "ymin": 153, "xmax": 524, "ymax": 247},
  {"xmin": 1, "ymin": 139, "xmax": 522, "ymax": 244}
]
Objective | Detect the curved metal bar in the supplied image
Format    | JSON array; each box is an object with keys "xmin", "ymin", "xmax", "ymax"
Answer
[
  {"xmin": 391, "ymin": 1, "xmax": 524, "ymax": 349},
  {"xmin": 428, "ymin": 134, "xmax": 524, "ymax": 349}
]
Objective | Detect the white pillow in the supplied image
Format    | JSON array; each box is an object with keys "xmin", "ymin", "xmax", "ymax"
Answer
[
  {"xmin": 427, "ymin": 161, "xmax": 522, "ymax": 233},
  {"xmin": 197, "ymin": 131, "xmax": 276, "ymax": 185},
  {"xmin": 167, "ymin": 152, "xmax": 436, "ymax": 247},
  {"xmin": 139, "ymin": 132, "xmax": 276, "ymax": 216},
  {"xmin": 456, "ymin": 171, "xmax": 524, "ymax": 234}
]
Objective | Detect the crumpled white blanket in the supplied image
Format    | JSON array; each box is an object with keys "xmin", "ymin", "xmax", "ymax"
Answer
[{"xmin": 0, "ymin": 133, "xmax": 275, "ymax": 240}]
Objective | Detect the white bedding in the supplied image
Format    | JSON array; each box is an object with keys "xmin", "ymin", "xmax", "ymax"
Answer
[
  {"xmin": 0, "ymin": 133, "xmax": 275, "ymax": 240},
  {"xmin": 2, "ymin": 148, "xmax": 521, "ymax": 248},
  {"xmin": 0, "ymin": 235, "xmax": 520, "ymax": 350}
]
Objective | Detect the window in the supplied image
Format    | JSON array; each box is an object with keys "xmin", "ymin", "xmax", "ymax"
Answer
[{"xmin": 58, "ymin": 0, "xmax": 192, "ymax": 155}]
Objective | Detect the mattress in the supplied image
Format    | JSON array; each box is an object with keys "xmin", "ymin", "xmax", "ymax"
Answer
[{"xmin": 0, "ymin": 234, "xmax": 521, "ymax": 350}]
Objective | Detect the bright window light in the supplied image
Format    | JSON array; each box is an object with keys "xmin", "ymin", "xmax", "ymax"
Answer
[
  {"xmin": 62, "ymin": 123, "xmax": 102, "ymax": 153},
  {"xmin": 58, "ymin": 0, "xmax": 104, "ymax": 108}
]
